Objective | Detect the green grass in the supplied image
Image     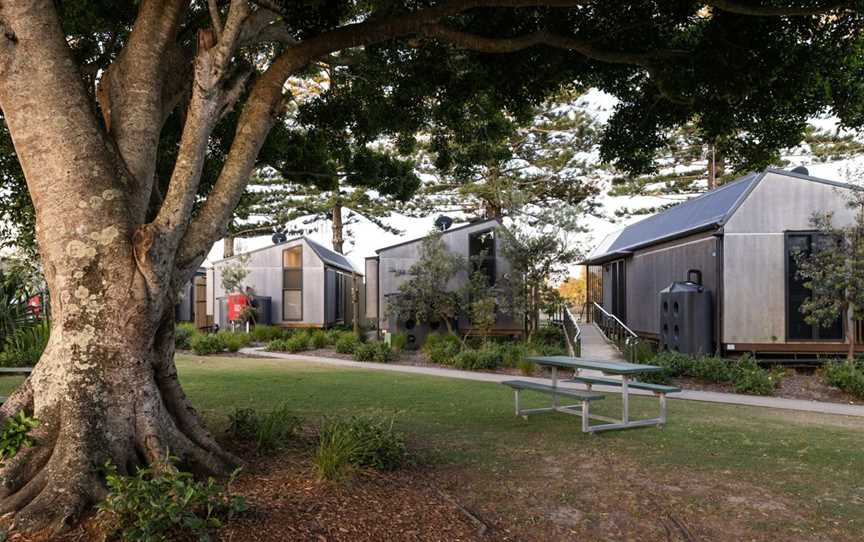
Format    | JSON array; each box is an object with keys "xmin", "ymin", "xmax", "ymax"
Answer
[{"xmin": 1, "ymin": 356, "xmax": 862, "ymax": 537}]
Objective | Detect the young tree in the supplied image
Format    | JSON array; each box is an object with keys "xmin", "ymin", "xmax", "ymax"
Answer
[
  {"xmin": 499, "ymin": 220, "xmax": 581, "ymax": 341},
  {"xmin": 386, "ymin": 232, "xmax": 465, "ymax": 335},
  {"xmin": 793, "ymin": 194, "xmax": 864, "ymax": 362},
  {"xmin": 0, "ymin": 0, "xmax": 860, "ymax": 533}
]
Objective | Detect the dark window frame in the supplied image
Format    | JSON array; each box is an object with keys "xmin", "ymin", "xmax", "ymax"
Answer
[
  {"xmin": 784, "ymin": 231, "xmax": 844, "ymax": 342},
  {"xmin": 468, "ymin": 228, "xmax": 497, "ymax": 287},
  {"xmin": 282, "ymin": 245, "xmax": 303, "ymax": 321}
]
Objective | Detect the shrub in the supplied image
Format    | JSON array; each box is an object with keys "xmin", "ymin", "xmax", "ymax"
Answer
[
  {"xmin": 453, "ymin": 347, "xmax": 501, "ymax": 370},
  {"xmin": 529, "ymin": 341, "xmax": 567, "ymax": 357},
  {"xmin": 251, "ymin": 324, "xmax": 283, "ymax": 343},
  {"xmin": 499, "ymin": 342, "xmax": 528, "ymax": 368},
  {"xmin": 174, "ymin": 322, "xmax": 197, "ymax": 350},
  {"xmin": 390, "ymin": 332, "xmax": 409, "ymax": 351},
  {"xmin": 227, "ymin": 404, "xmax": 301, "ymax": 453},
  {"xmin": 97, "ymin": 462, "xmax": 246, "ymax": 542},
  {"xmin": 353, "ymin": 342, "xmax": 377, "ymax": 362},
  {"xmin": 313, "ymin": 416, "xmax": 407, "ymax": 480},
  {"xmin": 309, "ymin": 330, "xmax": 328, "ymax": 349},
  {"xmin": 335, "ymin": 333, "xmax": 360, "ymax": 354},
  {"xmin": 217, "ymin": 330, "xmax": 250, "ymax": 353},
  {"xmin": 281, "ymin": 333, "xmax": 310, "ymax": 353},
  {"xmin": 533, "ymin": 325, "xmax": 564, "ymax": 346},
  {"xmin": 0, "ymin": 411, "xmax": 39, "ymax": 462},
  {"xmin": 517, "ymin": 359, "xmax": 536, "ymax": 376},
  {"xmin": 823, "ymin": 360, "xmax": 864, "ymax": 398},
  {"xmin": 0, "ymin": 321, "xmax": 50, "ymax": 367},
  {"xmin": 190, "ymin": 333, "xmax": 224, "ymax": 355},
  {"xmin": 423, "ymin": 333, "xmax": 461, "ymax": 365},
  {"xmin": 649, "ymin": 351, "xmax": 780, "ymax": 395},
  {"xmin": 373, "ymin": 342, "xmax": 393, "ymax": 363}
]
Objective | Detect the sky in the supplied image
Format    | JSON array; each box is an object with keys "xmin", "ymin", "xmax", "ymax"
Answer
[{"xmin": 206, "ymin": 89, "xmax": 864, "ymax": 277}]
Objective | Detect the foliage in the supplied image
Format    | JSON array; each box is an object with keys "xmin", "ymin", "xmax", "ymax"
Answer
[
  {"xmin": 96, "ymin": 461, "xmax": 246, "ymax": 542},
  {"xmin": 250, "ymin": 325, "xmax": 284, "ymax": 343},
  {"xmin": 334, "ymin": 333, "xmax": 360, "ymax": 354},
  {"xmin": 498, "ymin": 224, "xmax": 580, "ymax": 340},
  {"xmin": 647, "ymin": 351, "xmax": 781, "ymax": 396},
  {"xmin": 533, "ymin": 325, "xmax": 565, "ymax": 346},
  {"xmin": 792, "ymin": 194, "xmax": 864, "ymax": 361},
  {"xmin": 423, "ymin": 333, "xmax": 462, "ymax": 365},
  {"xmin": 558, "ymin": 276, "xmax": 586, "ymax": 311},
  {"xmin": 386, "ymin": 231, "xmax": 466, "ymax": 335},
  {"xmin": 498, "ymin": 342, "xmax": 529, "ymax": 368},
  {"xmin": 390, "ymin": 332, "xmax": 409, "ymax": 352},
  {"xmin": 309, "ymin": 329, "xmax": 328, "ymax": 349},
  {"xmin": 0, "ymin": 268, "xmax": 38, "ymax": 347},
  {"xmin": 266, "ymin": 333, "xmax": 310, "ymax": 353},
  {"xmin": 454, "ymin": 347, "xmax": 502, "ymax": 371},
  {"xmin": 227, "ymin": 404, "xmax": 302, "ymax": 454},
  {"xmin": 314, "ymin": 416, "xmax": 407, "ymax": 481},
  {"xmin": 517, "ymin": 359, "xmax": 537, "ymax": 376},
  {"xmin": 190, "ymin": 333, "xmax": 225, "ymax": 356},
  {"xmin": 217, "ymin": 330, "xmax": 251, "ymax": 353},
  {"xmin": 0, "ymin": 411, "xmax": 39, "ymax": 464},
  {"xmin": 0, "ymin": 320, "xmax": 49, "ymax": 367},
  {"xmin": 174, "ymin": 323, "xmax": 198, "ymax": 350},
  {"xmin": 220, "ymin": 254, "xmax": 251, "ymax": 295},
  {"xmin": 353, "ymin": 341, "xmax": 392, "ymax": 363},
  {"xmin": 822, "ymin": 360, "xmax": 864, "ymax": 399}
]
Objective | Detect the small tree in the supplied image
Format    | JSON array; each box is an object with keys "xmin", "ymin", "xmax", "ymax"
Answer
[
  {"xmin": 462, "ymin": 267, "xmax": 498, "ymax": 345},
  {"xmin": 386, "ymin": 232, "xmax": 465, "ymax": 336},
  {"xmin": 220, "ymin": 254, "xmax": 251, "ymax": 294},
  {"xmin": 793, "ymin": 193, "xmax": 864, "ymax": 362}
]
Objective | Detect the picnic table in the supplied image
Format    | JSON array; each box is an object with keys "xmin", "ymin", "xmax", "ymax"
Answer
[{"xmin": 502, "ymin": 356, "xmax": 680, "ymax": 433}]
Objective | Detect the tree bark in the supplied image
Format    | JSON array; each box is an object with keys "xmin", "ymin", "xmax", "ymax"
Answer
[
  {"xmin": 223, "ymin": 235, "xmax": 235, "ymax": 258},
  {"xmin": 332, "ymin": 199, "xmax": 344, "ymax": 254}
]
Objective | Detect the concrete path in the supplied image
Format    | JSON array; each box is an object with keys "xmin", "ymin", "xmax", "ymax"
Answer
[
  {"xmin": 577, "ymin": 321, "xmax": 626, "ymax": 362},
  {"xmin": 240, "ymin": 347, "xmax": 864, "ymax": 418}
]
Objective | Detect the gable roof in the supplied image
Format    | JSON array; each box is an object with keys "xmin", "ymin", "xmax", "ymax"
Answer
[
  {"xmin": 213, "ymin": 236, "xmax": 358, "ymax": 274},
  {"xmin": 584, "ymin": 167, "xmax": 859, "ymax": 265},
  {"xmin": 374, "ymin": 217, "xmax": 503, "ymax": 254},
  {"xmin": 304, "ymin": 237, "xmax": 357, "ymax": 273}
]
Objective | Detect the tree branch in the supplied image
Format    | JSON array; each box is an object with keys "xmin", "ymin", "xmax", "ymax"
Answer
[
  {"xmin": 208, "ymin": 0, "xmax": 223, "ymax": 41},
  {"xmin": 704, "ymin": 0, "xmax": 853, "ymax": 16}
]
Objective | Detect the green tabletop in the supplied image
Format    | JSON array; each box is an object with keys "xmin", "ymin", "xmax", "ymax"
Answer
[{"xmin": 526, "ymin": 356, "xmax": 662, "ymax": 374}]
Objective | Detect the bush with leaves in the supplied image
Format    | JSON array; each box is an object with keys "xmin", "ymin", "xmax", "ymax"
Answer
[
  {"xmin": 822, "ymin": 360, "xmax": 864, "ymax": 398},
  {"xmin": 313, "ymin": 416, "xmax": 407, "ymax": 481},
  {"xmin": 96, "ymin": 461, "xmax": 246, "ymax": 542},
  {"xmin": 0, "ymin": 320, "xmax": 49, "ymax": 367},
  {"xmin": 517, "ymin": 359, "xmax": 536, "ymax": 376},
  {"xmin": 309, "ymin": 330, "xmax": 328, "ymax": 349},
  {"xmin": 174, "ymin": 322, "xmax": 198, "ymax": 350},
  {"xmin": 266, "ymin": 333, "xmax": 310, "ymax": 353},
  {"xmin": 334, "ymin": 333, "xmax": 360, "ymax": 354},
  {"xmin": 227, "ymin": 404, "xmax": 302, "ymax": 453},
  {"xmin": 423, "ymin": 333, "xmax": 461, "ymax": 365},
  {"xmin": 647, "ymin": 351, "xmax": 780, "ymax": 395},
  {"xmin": 390, "ymin": 332, "xmax": 409, "ymax": 351},
  {"xmin": 353, "ymin": 341, "xmax": 393, "ymax": 363},
  {"xmin": 0, "ymin": 411, "xmax": 39, "ymax": 463},
  {"xmin": 217, "ymin": 330, "xmax": 251, "ymax": 353},
  {"xmin": 250, "ymin": 324, "xmax": 284, "ymax": 343},
  {"xmin": 453, "ymin": 347, "xmax": 501, "ymax": 370},
  {"xmin": 190, "ymin": 333, "xmax": 225, "ymax": 355}
]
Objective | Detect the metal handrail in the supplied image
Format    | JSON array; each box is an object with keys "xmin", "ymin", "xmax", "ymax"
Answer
[
  {"xmin": 565, "ymin": 305, "xmax": 582, "ymax": 357},
  {"xmin": 591, "ymin": 301, "xmax": 640, "ymax": 361}
]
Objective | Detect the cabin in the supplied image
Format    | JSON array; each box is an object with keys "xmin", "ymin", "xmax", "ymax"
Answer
[
  {"xmin": 175, "ymin": 267, "xmax": 209, "ymax": 329},
  {"xmin": 206, "ymin": 237, "xmax": 364, "ymax": 329},
  {"xmin": 365, "ymin": 217, "xmax": 522, "ymax": 345},
  {"xmin": 583, "ymin": 167, "xmax": 860, "ymax": 359}
]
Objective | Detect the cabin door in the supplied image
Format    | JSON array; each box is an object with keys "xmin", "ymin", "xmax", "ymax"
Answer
[{"xmin": 609, "ymin": 259, "xmax": 627, "ymax": 323}]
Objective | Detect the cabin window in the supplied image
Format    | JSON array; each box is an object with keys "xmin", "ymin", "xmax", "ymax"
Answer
[
  {"xmin": 335, "ymin": 272, "xmax": 345, "ymax": 321},
  {"xmin": 282, "ymin": 246, "xmax": 302, "ymax": 320},
  {"xmin": 785, "ymin": 233, "xmax": 843, "ymax": 340},
  {"xmin": 469, "ymin": 229, "xmax": 496, "ymax": 286}
]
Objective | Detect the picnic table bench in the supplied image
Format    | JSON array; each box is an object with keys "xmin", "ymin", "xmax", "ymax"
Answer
[
  {"xmin": 502, "ymin": 380, "xmax": 605, "ymax": 433},
  {"xmin": 502, "ymin": 356, "xmax": 681, "ymax": 433}
]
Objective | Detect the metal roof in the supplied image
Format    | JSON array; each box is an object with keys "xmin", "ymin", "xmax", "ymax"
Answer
[
  {"xmin": 374, "ymin": 217, "xmax": 503, "ymax": 254},
  {"xmin": 584, "ymin": 171, "xmax": 762, "ymax": 264},
  {"xmin": 304, "ymin": 237, "xmax": 357, "ymax": 273}
]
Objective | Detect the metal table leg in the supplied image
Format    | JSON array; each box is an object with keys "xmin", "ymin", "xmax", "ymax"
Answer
[
  {"xmin": 551, "ymin": 366, "xmax": 559, "ymax": 409},
  {"xmin": 621, "ymin": 375, "xmax": 630, "ymax": 424}
]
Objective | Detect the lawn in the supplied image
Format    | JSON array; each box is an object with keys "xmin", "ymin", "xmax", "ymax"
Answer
[{"xmin": 2, "ymin": 355, "xmax": 862, "ymax": 541}]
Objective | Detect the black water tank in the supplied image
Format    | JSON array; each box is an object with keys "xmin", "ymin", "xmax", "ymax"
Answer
[{"xmin": 659, "ymin": 270, "xmax": 713, "ymax": 355}]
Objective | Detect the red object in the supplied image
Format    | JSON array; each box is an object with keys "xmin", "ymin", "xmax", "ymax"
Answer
[
  {"xmin": 27, "ymin": 295, "xmax": 42, "ymax": 315},
  {"xmin": 227, "ymin": 293, "xmax": 248, "ymax": 321}
]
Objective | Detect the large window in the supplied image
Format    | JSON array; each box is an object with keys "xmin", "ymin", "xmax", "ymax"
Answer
[
  {"xmin": 282, "ymin": 246, "xmax": 302, "ymax": 320},
  {"xmin": 335, "ymin": 272, "xmax": 345, "ymax": 321},
  {"xmin": 469, "ymin": 229, "xmax": 496, "ymax": 286},
  {"xmin": 786, "ymin": 233, "xmax": 843, "ymax": 340}
]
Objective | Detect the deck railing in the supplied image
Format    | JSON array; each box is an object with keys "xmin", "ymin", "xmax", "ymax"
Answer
[
  {"xmin": 591, "ymin": 302, "xmax": 641, "ymax": 362},
  {"xmin": 548, "ymin": 304, "xmax": 582, "ymax": 357}
]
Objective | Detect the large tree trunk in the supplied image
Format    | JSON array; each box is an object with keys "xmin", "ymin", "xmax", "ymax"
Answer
[
  {"xmin": 0, "ymin": 3, "xmax": 237, "ymax": 533},
  {"xmin": 331, "ymin": 199, "xmax": 344, "ymax": 254}
]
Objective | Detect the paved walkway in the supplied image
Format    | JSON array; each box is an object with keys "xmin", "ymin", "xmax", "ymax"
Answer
[
  {"xmin": 240, "ymin": 346, "xmax": 864, "ymax": 418},
  {"xmin": 578, "ymin": 321, "xmax": 625, "ymax": 361}
]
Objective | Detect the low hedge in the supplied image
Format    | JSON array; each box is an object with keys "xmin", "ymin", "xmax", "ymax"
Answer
[
  {"xmin": 822, "ymin": 360, "xmax": 864, "ymax": 399},
  {"xmin": 644, "ymin": 352, "xmax": 782, "ymax": 396}
]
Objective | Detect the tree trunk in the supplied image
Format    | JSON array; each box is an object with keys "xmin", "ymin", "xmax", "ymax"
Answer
[
  {"xmin": 847, "ymin": 306, "xmax": 856, "ymax": 363},
  {"xmin": 332, "ymin": 200, "xmax": 344, "ymax": 254},
  {"xmin": 223, "ymin": 235, "xmax": 235, "ymax": 258}
]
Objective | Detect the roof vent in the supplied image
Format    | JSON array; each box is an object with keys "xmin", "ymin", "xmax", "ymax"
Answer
[
  {"xmin": 271, "ymin": 232, "xmax": 287, "ymax": 244},
  {"xmin": 790, "ymin": 166, "xmax": 809, "ymax": 176},
  {"xmin": 434, "ymin": 215, "xmax": 454, "ymax": 231}
]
